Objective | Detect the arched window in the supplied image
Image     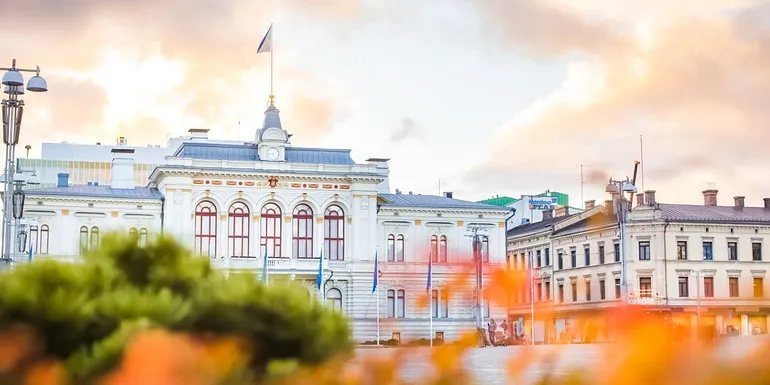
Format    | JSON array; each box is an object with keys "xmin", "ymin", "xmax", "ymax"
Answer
[
  {"xmin": 439, "ymin": 235, "xmax": 448, "ymax": 262},
  {"xmin": 194, "ymin": 200, "xmax": 217, "ymax": 257},
  {"xmin": 387, "ymin": 234, "xmax": 395, "ymax": 262},
  {"xmin": 28, "ymin": 225, "xmax": 38, "ymax": 253},
  {"xmin": 39, "ymin": 225, "xmax": 49, "ymax": 254},
  {"xmin": 139, "ymin": 228, "xmax": 148, "ymax": 247},
  {"xmin": 228, "ymin": 202, "xmax": 250, "ymax": 258},
  {"xmin": 324, "ymin": 205, "xmax": 345, "ymax": 261},
  {"xmin": 326, "ymin": 288, "xmax": 343, "ymax": 312},
  {"xmin": 386, "ymin": 289, "xmax": 405, "ymax": 318},
  {"xmin": 79, "ymin": 226, "xmax": 89, "ymax": 253},
  {"xmin": 129, "ymin": 227, "xmax": 138, "ymax": 240},
  {"xmin": 292, "ymin": 204, "xmax": 313, "ymax": 259},
  {"xmin": 90, "ymin": 227, "xmax": 99, "ymax": 250},
  {"xmin": 261, "ymin": 203, "xmax": 282, "ymax": 258},
  {"xmin": 396, "ymin": 235, "xmax": 405, "ymax": 262},
  {"xmin": 430, "ymin": 235, "xmax": 438, "ymax": 262}
]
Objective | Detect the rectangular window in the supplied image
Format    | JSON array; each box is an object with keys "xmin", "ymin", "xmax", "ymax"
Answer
[
  {"xmin": 558, "ymin": 284, "xmax": 564, "ymax": 303},
  {"xmin": 728, "ymin": 242, "xmax": 738, "ymax": 261},
  {"xmin": 703, "ymin": 276, "xmax": 714, "ymax": 298},
  {"xmin": 431, "ymin": 289, "xmax": 439, "ymax": 318},
  {"xmin": 729, "ymin": 277, "xmax": 739, "ymax": 297},
  {"xmin": 598, "ymin": 245, "xmax": 605, "ymax": 264},
  {"xmin": 545, "ymin": 248, "xmax": 550, "ymax": 266},
  {"xmin": 585, "ymin": 281, "xmax": 591, "ymax": 301},
  {"xmin": 752, "ymin": 242, "xmax": 762, "ymax": 261},
  {"xmin": 599, "ymin": 279, "xmax": 606, "ymax": 300},
  {"xmin": 614, "ymin": 243, "xmax": 620, "ymax": 262},
  {"xmin": 615, "ymin": 278, "xmax": 621, "ymax": 299},
  {"xmin": 536, "ymin": 250, "xmax": 542, "ymax": 268},
  {"xmin": 678, "ymin": 276, "xmax": 689, "ymax": 298},
  {"xmin": 571, "ymin": 282, "xmax": 577, "ymax": 302},
  {"xmin": 584, "ymin": 247, "xmax": 590, "ymax": 267},
  {"xmin": 397, "ymin": 290, "xmax": 405, "ymax": 318},
  {"xmin": 570, "ymin": 249, "xmax": 577, "ymax": 268},
  {"xmin": 558, "ymin": 252, "xmax": 564, "ymax": 270},
  {"xmin": 702, "ymin": 241, "xmax": 713, "ymax": 261},
  {"xmin": 537, "ymin": 282, "xmax": 543, "ymax": 302},
  {"xmin": 677, "ymin": 241, "xmax": 688, "ymax": 260},
  {"xmin": 545, "ymin": 281, "xmax": 551, "ymax": 300},
  {"xmin": 639, "ymin": 277, "xmax": 652, "ymax": 298},
  {"xmin": 440, "ymin": 290, "xmax": 449, "ymax": 318},
  {"xmin": 638, "ymin": 241, "xmax": 651, "ymax": 261},
  {"xmin": 754, "ymin": 278, "xmax": 764, "ymax": 298}
]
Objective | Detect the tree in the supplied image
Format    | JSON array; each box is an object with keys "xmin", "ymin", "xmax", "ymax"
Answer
[{"xmin": 0, "ymin": 235, "xmax": 351, "ymax": 382}]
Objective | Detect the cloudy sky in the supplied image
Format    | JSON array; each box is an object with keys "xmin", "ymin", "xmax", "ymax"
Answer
[{"xmin": 2, "ymin": 0, "xmax": 770, "ymax": 207}]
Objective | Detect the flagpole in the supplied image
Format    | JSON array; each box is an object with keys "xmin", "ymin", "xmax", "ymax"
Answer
[
  {"xmin": 270, "ymin": 23, "xmax": 274, "ymax": 97},
  {"xmin": 529, "ymin": 253, "xmax": 535, "ymax": 345},
  {"xmin": 376, "ymin": 249, "xmax": 381, "ymax": 346},
  {"xmin": 428, "ymin": 249, "xmax": 433, "ymax": 348}
]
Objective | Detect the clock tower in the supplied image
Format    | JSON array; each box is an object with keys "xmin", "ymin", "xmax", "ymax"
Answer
[{"xmin": 256, "ymin": 95, "xmax": 289, "ymax": 162}]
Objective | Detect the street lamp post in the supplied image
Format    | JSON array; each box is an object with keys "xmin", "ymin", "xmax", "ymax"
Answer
[
  {"xmin": 691, "ymin": 270, "xmax": 701, "ymax": 340},
  {"xmin": 1, "ymin": 59, "xmax": 48, "ymax": 267},
  {"xmin": 466, "ymin": 225, "xmax": 488, "ymax": 346},
  {"xmin": 605, "ymin": 177, "xmax": 637, "ymax": 306}
]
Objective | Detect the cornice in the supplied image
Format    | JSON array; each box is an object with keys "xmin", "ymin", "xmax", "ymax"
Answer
[
  {"xmin": 378, "ymin": 206, "xmax": 508, "ymax": 216},
  {"xmin": 153, "ymin": 168, "xmax": 384, "ymax": 184},
  {"xmin": 24, "ymin": 195, "xmax": 163, "ymax": 206}
]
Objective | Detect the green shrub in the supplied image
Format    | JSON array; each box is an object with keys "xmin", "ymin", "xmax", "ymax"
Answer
[{"xmin": 0, "ymin": 235, "xmax": 352, "ymax": 382}]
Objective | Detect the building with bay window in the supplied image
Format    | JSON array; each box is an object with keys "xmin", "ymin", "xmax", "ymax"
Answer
[
  {"xmin": 15, "ymin": 97, "xmax": 510, "ymax": 343},
  {"xmin": 507, "ymin": 191, "xmax": 770, "ymax": 343}
]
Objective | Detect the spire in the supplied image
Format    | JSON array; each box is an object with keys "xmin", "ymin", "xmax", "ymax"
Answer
[{"xmin": 262, "ymin": 94, "xmax": 282, "ymax": 130}]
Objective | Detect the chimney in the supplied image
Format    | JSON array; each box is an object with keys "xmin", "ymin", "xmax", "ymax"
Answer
[
  {"xmin": 110, "ymin": 148, "xmax": 136, "ymax": 189},
  {"xmin": 644, "ymin": 190, "xmax": 656, "ymax": 206},
  {"xmin": 554, "ymin": 206, "xmax": 569, "ymax": 217},
  {"xmin": 395, "ymin": 189, "xmax": 401, "ymax": 195},
  {"xmin": 635, "ymin": 193, "xmax": 645, "ymax": 206},
  {"xmin": 443, "ymin": 191, "xmax": 453, "ymax": 199},
  {"xmin": 584, "ymin": 200, "xmax": 595, "ymax": 210},
  {"xmin": 604, "ymin": 200, "xmax": 614, "ymax": 215},
  {"xmin": 702, "ymin": 189, "xmax": 718, "ymax": 206},
  {"xmin": 764, "ymin": 198, "xmax": 770, "ymax": 209},
  {"xmin": 408, "ymin": 191, "xmax": 413, "ymax": 195},
  {"xmin": 734, "ymin": 196, "xmax": 745, "ymax": 209},
  {"xmin": 56, "ymin": 173, "xmax": 69, "ymax": 188},
  {"xmin": 542, "ymin": 209, "xmax": 553, "ymax": 220},
  {"xmin": 188, "ymin": 128, "xmax": 210, "ymax": 140}
]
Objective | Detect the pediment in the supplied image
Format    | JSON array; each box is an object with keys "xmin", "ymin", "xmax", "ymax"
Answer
[{"xmin": 262, "ymin": 127, "xmax": 287, "ymax": 142}]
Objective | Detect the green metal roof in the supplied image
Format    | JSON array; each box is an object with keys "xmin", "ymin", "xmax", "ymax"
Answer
[
  {"xmin": 535, "ymin": 191, "xmax": 569, "ymax": 207},
  {"xmin": 477, "ymin": 196, "xmax": 518, "ymax": 207}
]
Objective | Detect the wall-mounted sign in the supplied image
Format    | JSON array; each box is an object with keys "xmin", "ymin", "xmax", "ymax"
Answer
[
  {"xmin": 528, "ymin": 196, "xmax": 559, "ymax": 210},
  {"xmin": 628, "ymin": 297, "xmax": 656, "ymax": 306}
]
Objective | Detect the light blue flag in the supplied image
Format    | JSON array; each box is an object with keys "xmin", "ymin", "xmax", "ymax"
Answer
[
  {"xmin": 317, "ymin": 249, "xmax": 324, "ymax": 291},
  {"xmin": 372, "ymin": 251, "xmax": 379, "ymax": 294},
  {"xmin": 262, "ymin": 247, "xmax": 269, "ymax": 284},
  {"xmin": 427, "ymin": 252, "xmax": 433, "ymax": 293},
  {"xmin": 27, "ymin": 244, "xmax": 33, "ymax": 262}
]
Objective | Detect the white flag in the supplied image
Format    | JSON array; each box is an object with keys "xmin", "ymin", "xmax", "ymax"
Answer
[{"xmin": 257, "ymin": 24, "xmax": 273, "ymax": 54}]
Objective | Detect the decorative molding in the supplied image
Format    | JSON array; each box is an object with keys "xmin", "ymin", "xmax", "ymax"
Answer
[
  {"xmin": 219, "ymin": 214, "xmax": 227, "ymax": 221},
  {"xmin": 316, "ymin": 216, "xmax": 324, "ymax": 223},
  {"xmin": 253, "ymin": 214, "xmax": 260, "ymax": 222},
  {"xmin": 414, "ymin": 220, "xmax": 422, "ymax": 226},
  {"xmin": 166, "ymin": 188, "xmax": 176, "ymax": 192},
  {"xmin": 191, "ymin": 177, "xmax": 353, "ymax": 191},
  {"xmin": 353, "ymin": 194, "xmax": 362, "ymax": 198},
  {"xmin": 457, "ymin": 221, "xmax": 463, "ymax": 226},
  {"xmin": 238, "ymin": 191, "xmax": 243, "ymax": 199},
  {"xmin": 284, "ymin": 215, "xmax": 292, "ymax": 223},
  {"xmin": 181, "ymin": 188, "xmax": 192, "ymax": 193},
  {"xmin": 111, "ymin": 211, "xmax": 119, "ymax": 218},
  {"xmin": 498, "ymin": 222, "xmax": 504, "ymax": 227},
  {"xmin": 61, "ymin": 209, "xmax": 69, "ymax": 216},
  {"xmin": 347, "ymin": 217, "xmax": 353, "ymax": 224}
]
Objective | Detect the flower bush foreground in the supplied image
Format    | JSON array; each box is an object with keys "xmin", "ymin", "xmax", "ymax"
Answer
[{"xmin": 0, "ymin": 235, "xmax": 351, "ymax": 384}]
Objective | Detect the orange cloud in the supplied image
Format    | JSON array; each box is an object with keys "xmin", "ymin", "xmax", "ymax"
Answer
[{"xmin": 465, "ymin": 1, "xmax": 770, "ymax": 203}]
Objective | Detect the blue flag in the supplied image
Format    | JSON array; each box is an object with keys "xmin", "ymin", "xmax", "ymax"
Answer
[
  {"xmin": 317, "ymin": 249, "xmax": 324, "ymax": 291},
  {"xmin": 257, "ymin": 24, "xmax": 273, "ymax": 54},
  {"xmin": 372, "ymin": 251, "xmax": 379, "ymax": 294},
  {"xmin": 262, "ymin": 247, "xmax": 268, "ymax": 284},
  {"xmin": 27, "ymin": 244, "xmax": 33, "ymax": 262}
]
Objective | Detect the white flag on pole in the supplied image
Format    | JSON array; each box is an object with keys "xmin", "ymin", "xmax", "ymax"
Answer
[{"xmin": 257, "ymin": 24, "xmax": 273, "ymax": 54}]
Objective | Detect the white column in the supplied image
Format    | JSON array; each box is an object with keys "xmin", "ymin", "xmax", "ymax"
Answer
[{"xmin": 741, "ymin": 314, "xmax": 750, "ymax": 336}]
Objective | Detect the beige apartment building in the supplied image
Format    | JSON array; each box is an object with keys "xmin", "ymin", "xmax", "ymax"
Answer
[{"xmin": 507, "ymin": 190, "xmax": 770, "ymax": 343}]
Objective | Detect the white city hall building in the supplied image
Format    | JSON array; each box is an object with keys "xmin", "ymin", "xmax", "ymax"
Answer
[
  {"xmin": 16, "ymin": 98, "xmax": 510, "ymax": 343},
  {"xmin": 507, "ymin": 191, "xmax": 770, "ymax": 344}
]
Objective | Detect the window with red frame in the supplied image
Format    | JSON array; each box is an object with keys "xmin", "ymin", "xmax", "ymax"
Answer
[
  {"xmin": 195, "ymin": 200, "xmax": 218, "ymax": 257},
  {"xmin": 228, "ymin": 201, "xmax": 250, "ymax": 257},
  {"xmin": 261, "ymin": 203, "xmax": 282, "ymax": 258},
  {"xmin": 324, "ymin": 205, "xmax": 345, "ymax": 261},
  {"xmin": 293, "ymin": 204, "xmax": 314, "ymax": 259},
  {"xmin": 430, "ymin": 235, "xmax": 438, "ymax": 262}
]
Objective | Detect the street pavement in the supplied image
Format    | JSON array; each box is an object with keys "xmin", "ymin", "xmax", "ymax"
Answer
[{"xmin": 354, "ymin": 336, "xmax": 769, "ymax": 384}]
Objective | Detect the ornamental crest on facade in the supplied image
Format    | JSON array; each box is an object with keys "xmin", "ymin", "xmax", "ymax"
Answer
[{"xmin": 268, "ymin": 176, "xmax": 279, "ymax": 188}]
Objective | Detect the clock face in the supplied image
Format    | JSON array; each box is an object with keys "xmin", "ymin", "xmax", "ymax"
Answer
[{"xmin": 266, "ymin": 147, "xmax": 279, "ymax": 160}]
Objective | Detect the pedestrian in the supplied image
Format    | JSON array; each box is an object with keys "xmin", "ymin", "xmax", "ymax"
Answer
[
  {"xmin": 488, "ymin": 318, "xmax": 497, "ymax": 345},
  {"xmin": 501, "ymin": 319, "xmax": 509, "ymax": 343}
]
